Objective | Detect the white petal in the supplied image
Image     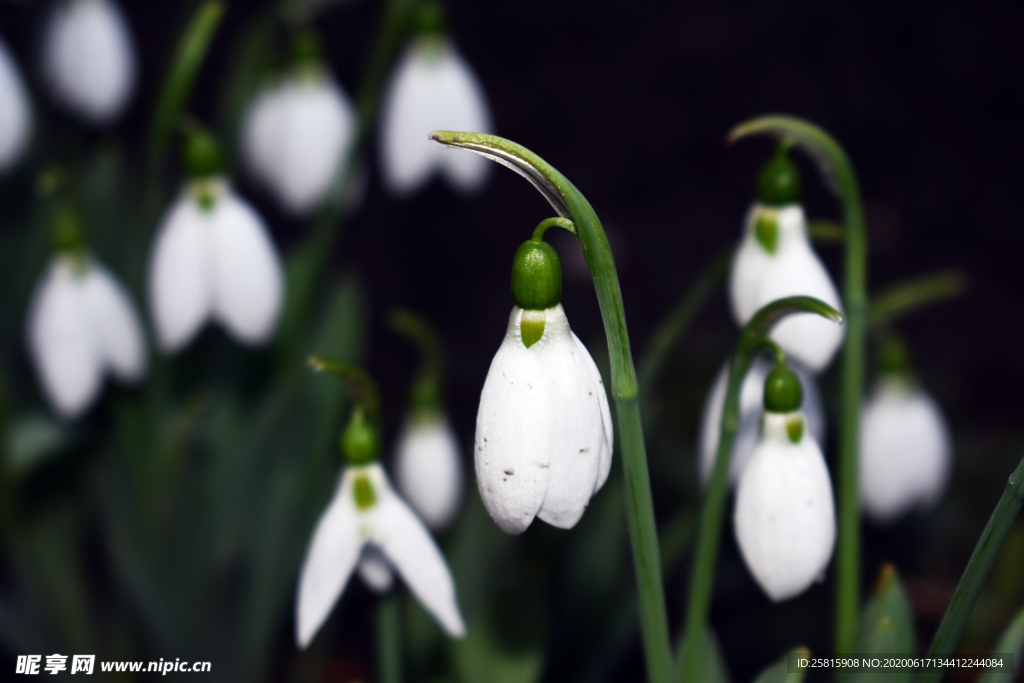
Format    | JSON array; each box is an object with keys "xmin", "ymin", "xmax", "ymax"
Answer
[
  {"xmin": 79, "ymin": 261, "xmax": 147, "ymax": 382},
  {"xmin": 574, "ymin": 332, "xmax": 614, "ymax": 491},
  {"xmin": 368, "ymin": 464, "xmax": 465, "ymax": 638},
  {"xmin": 859, "ymin": 380, "xmax": 952, "ymax": 523},
  {"xmin": 733, "ymin": 412, "xmax": 836, "ymax": 602},
  {"xmin": 698, "ymin": 357, "xmax": 826, "ymax": 487},
  {"xmin": 295, "ymin": 468, "xmax": 363, "ymax": 649},
  {"xmin": 0, "ymin": 37, "xmax": 31, "ymax": 172},
  {"xmin": 357, "ymin": 545, "xmax": 395, "ymax": 593},
  {"xmin": 148, "ymin": 191, "xmax": 214, "ymax": 353},
  {"xmin": 43, "ymin": 0, "xmax": 135, "ymax": 124},
  {"xmin": 393, "ymin": 413, "xmax": 464, "ymax": 531},
  {"xmin": 26, "ymin": 258, "xmax": 103, "ymax": 419},
  {"xmin": 241, "ymin": 84, "xmax": 284, "ymax": 187},
  {"xmin": 209, "ymin": 189, "xmax": 284, "ymax": 345}
]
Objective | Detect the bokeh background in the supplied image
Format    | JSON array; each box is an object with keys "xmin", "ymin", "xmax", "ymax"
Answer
[{"xmin": 1, "ymin": 0, "xmax": 1023, "ymax": 681}]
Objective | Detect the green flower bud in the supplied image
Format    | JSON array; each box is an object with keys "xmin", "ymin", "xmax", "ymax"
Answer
[
  {"xmin": 341, "ymin": 409, "xmax": 379, "ymax": 465},
  {"xmin": 52, "ymin": 203, "xmax": 85, "ymax": 255},
  {"xmin": 290, "ymin": 30, "xmax": 323, "ymax": 66},
  {"xmin": 757, "ymin": 147, "xmax": 801, "ymax": 206},
  {"xmin": 511, "ymin": 239, "xmax": 562, "ymax": 312},
  {"xmin": 764, "ymin": 365, "xmax": 803, "ymax": 413},
  {"xmin": 182, "ymin": 128, "xmax": 223, "ymax": 179},
  {"xmin": 415, "ymin": 0, "xmax": 446, "ymax": 35},
  {"xmin": 877, "ymin": 335, "xmax": 912, "ymax": 376}
]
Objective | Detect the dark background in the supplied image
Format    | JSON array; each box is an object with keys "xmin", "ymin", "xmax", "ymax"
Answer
[{"xmin": 2, "ymin": 0, "xmax": 1024, "ymax": 681}]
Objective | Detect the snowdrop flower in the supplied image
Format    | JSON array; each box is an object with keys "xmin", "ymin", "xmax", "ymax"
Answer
[
  {"xmin": 697, "ymin": 355, "xmax": 825, "ymax": 487},
  {"xmin": 0, "ymin": 36, "xmax": 31, "ymax": 172},
  {"xmin": 242, "ymin": 34, "xmax": 357, "ymax": 216},
  {"xmin": 148, "ymin": 128, "xmax": 284, "ymax": 352},
  {"xmin": 394, "ymin": 412, "xmax": 464, "ymax": 531},
  {"xmin": 475, "ymin": 233, "xmax": 613, "ymax": 534},
  {"xmin": 26, "ymin": 208, "xmax": 146, "ymax": 419},
  {"xmin": 729, "ymin": 148, "xmax": 844, "ymax": 373},
  {"xmin": 379, "ymin": 4, "xmax": 492, "ymax": 197},
  {"xmin": 734, "ymin": 364, "xmax": 836, "ymax": 602},
  {"xmin": 43, "ymin": 0, "xmax": 136, "ymax": 124},
  {"xmin": 296, "ymin": 402, "xmax": 465, "ymax": 648}
]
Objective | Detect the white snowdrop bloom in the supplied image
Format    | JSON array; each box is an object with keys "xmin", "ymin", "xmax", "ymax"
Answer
[
  {"xmin": 43, "ymin": 0, "xmax": 136, "ymax": 124},
  {"xmin": 860, "ymin": 376, "xmax": 952, "ymax": 523},
  {"xmin": 394, "ymin": 412, "xmax": 464, "ymax": 531},
  {"xmin": 242, "ymin": 71, "xmax": 356, "ymax": 215},
  {"xmin": 729, "ymin": 202, "xmax": 844, "ymax": 373},
  {"xmin": 356, "ymin": 545, "xmax": 394, "ymax": 593},
  {"xmin": 296, "ymin": 461, "xmax": 465, "ymax": 648},
  {"xmin": 148, "ymin": 177, "xmax": 284, "ymax": 352},
  {"xmin": 379, "ymin": 36, "xmax": 492, "ymax": 197},
  {"xmin": 475, "ymin": 304, "xmax": 613, "ymax": 534},
  {"xmin": 698, "ymin": 356, "xmax": 826, "ymax": 487},
  {"xmin": 734, "ymin": 409, "xmax": 836, "ymax": 602},
  {"xmin": 0, "ymin": 36, "xmax": 31, "ymax": 172},
  {"xmin": 26, "ymin": 253, "xmax": 147, "ymax": 419}
]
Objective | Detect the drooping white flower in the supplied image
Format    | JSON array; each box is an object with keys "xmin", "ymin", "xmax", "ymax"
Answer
[
  {"xmin": 296, "ymin": 462, "xmax": 465, "ymax": 648},
  {"xmin": 734, "ymin": 410, "xmax": 836, "ymax": 602},
  {"xmin": 26, "ymin": 253, "xmax": 147, "ymax": 419},
  {"xmin": 0, "ymin": 36, "xmax": 31, "ymax": 172},
  {"xmin": 242, "ymin": 71, "xmax": 356, "ymax": 216},
  {"xmin": 356, "ymin": 545, "xmax": 395, "ymax": 593},
  {"xmin": 43, "ymin": 0, "xmax": 136, "ymax": 124},
  {"xmin": 475, "ymin": 304, "xmax": 613, "ymax": 534},
  {"xmin": 697, "ymin": 356, "xmax": 826, "ymax": 487},
  {"xmin": 148, "ymin": 178, "xmax": 284, "ymax": 352},
  {"xmin": 394, "ymin": 412, "xmax": 464, "ymax": 531},
  {"xmin": 859, "ymin": 376, "xmax": 952, "ymax": 523},
  {"xmin": 379, "ymin": 36, "xmax": 492, "ymax": 197},
  {"xmin": 729, "ymin": 203, "xmax": 844, "ymax": 373}
]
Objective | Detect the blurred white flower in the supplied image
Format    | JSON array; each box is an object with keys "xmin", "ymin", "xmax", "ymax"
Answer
[
  {"xmin": 356, "ymin": 545, "xmax": 394, "ymax": 593},
  {"xmin": 148, "ymin": 178, "xmax": 284, "ymax": 352},
  {"xmin": 43, "ymin": 0, "xmax": 136, "ymax": 124},
  {"xmin": 734, "ymin": 410, "xmax": 836, "ymax": 602},
  {"xmin": 697, "ymin": 356, "xmax": 826, "ymax": 487},
  {"xmin": 296, "ymin": 462, "xmax": 464, "ymax": 648},
  {"xmin": 26, "ymin": 253, "xmax": 147, "ymax": 419},
  {"xmin": 394, "ymin": 412, "xmax": 464, "ymax": 532},
  {"xmin": 0, "ymin": 36, "xmax": 31, "ymax": 172},
  {"xmin": 729, "ymin": 203, "xmax": 844, "ymax": 373},
  {"xmin": 379, "ymin": 36, "xmax": 492, "ymax": 197},
  {"xmin": 475, "ymin": 304, "xmax": 613, "ymax": 534},
  {"xmin": 242, "ymin": 71, "xmax": 356, "ymax": 216},
  {"xmin": 860, "ymin": 377, "xmax": 952, "ymax": 523}
]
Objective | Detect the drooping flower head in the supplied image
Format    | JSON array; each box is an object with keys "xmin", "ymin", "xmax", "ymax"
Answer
[
  {"xmin": 378, "ymin": 1, "xmax": 492, "ymax": 197},
  {"xmin": 26, "ymin": 178, "xmax": 147, "ymax": 419},
  {"xmin": 0, "ymin": 36, "xmax": 31, "ymax": 173},
  {"xmin": 475, "ymin": 223, "xmax": 613, "ymax": 534},
  {"xmin": 296, "ymin": 359, "xmax": 465, "ymax": 648},
  {"xmin": 729, "ymin": 146, "xmax": 844, "ymax": 373},
  {"xmin": 734, "ymin": 361, "xmax": 836, "ymax": 602},
  {"xmin": 43, "ymin": 0, "xmax": 136, "ymax": 124},
  {"xmin": 148, "ymin": 125, "xmax": 284, "ymax": 352},
  {"xmin": 242, "ymin": 32, "xmax": 357, "ymax": 216},
  {"xmin": 859, "ymin": 337, "xmax": 952, "ymax": 523}
]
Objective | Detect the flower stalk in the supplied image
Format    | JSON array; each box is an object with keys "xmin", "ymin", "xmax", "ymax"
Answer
[{"xmin": 377, "ymin": 595, "xmax": 403, "ymax": 683}]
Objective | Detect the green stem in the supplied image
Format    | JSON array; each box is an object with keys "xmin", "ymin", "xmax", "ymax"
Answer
[
  {"xmin": 428, "ymin": 131, "xmax": 670, "ymax": 683},
  {"xmin": 679, "ymin": 296, "xmax": 842, "ymax": 682},
  {"xmin": 869, "ymin": 269, "xmax": 968, "ymax": 330},
  {"xmin": 376, "ymin": 595, "xmax": 402, "ymax": 683},
  {"xmin": 307, "ymin": 356, "xmax": 380, "ymax": 421},
  {"xmin": 730, "ymin": 116, "xmax": 868, "ymax": 655},
  {"xmin": 920, "ymin": 455, "xmax": 1024, "ymax": 683},
  {"xmin": 388, "ymin": 308, "xmax": 445, "ymax": 411},
  {"xmin": 533, "ymin": 216, "xmax": 577, "ymax": 241}
]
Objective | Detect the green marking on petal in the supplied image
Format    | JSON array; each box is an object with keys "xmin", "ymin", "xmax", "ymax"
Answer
[
  {"xmin": 196, "ymin": 190, "xmax": 216, "ymax": 212},
  {"xmin": 786, "ymin": 416, "xmax": 804, "ymax": 444},
  {"xmin": 353, "ymin": 474, "xmax": 376, "ymax": 510},
  {"xmin": 520, "ymin": 315, "xmax": 546, "ymax": 349},
  {"xmin": 755, "ymin": 211, "xmax": 779, "ymax": 254}
]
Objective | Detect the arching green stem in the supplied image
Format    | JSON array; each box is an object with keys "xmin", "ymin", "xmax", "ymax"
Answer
[
  {"xmin": 429, "ymin": 131, "xmax": 668, "ymax": 683},
  {"xmin": 730, "ymin": 115, "xmax": 867, "ymax": 655},
  {"xmin": 679, "ymin": 296, "xmax": 842, "ymax": 682},
  {"xmin": 533, "ymin": 217, "xmax": 577, "ymax": 241},
  {"xmin": 307, "ymin": 356, "xmax": 380, "ymax": 423},
  {"xmin": 389, "ymin": 309, "xmax": 446, "ymax": 413},
  {"xmin": 869, "ymin": 269, "xmax": 968, "ymax": 330},
  {"xmin": 377, "ymin": 594, "xmax": 402, "ymax": 683}
]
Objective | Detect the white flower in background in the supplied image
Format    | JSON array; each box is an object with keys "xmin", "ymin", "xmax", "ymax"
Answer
[
  {"xmin": 860, "ymin": 376, "xmax": 952, "ymax": 523},
  {"xmin": 0, "ymin": 36, "xmax": 31, "ymax": 172},
  {"xmin": 394, "ymin": 412, "xmax": 464, "ymax": 531},
  {"xmin": 26, "ymin": 253, "xmax": 147, "ymax": 419},
  {"xmin": 475, "ymin": 304, "xmax": 613, "ymax": 534},
  {"xmin": 296, "ymin": 461, "xmax": 465, "ymax": 648},
  {"xmin": 734, "ymin": 366, "xmax": 836, "ymax": 602},
  {"xmin": 697, "ymin": 356, "xmax": 826, "ymax": 487},
  {"xmin": 43, "ymin": 0, "xmax": 136, "ymax": 124},
  {"xmin": 379, "ymin": 35, "xmax": 492, "ymax": 197},
  {"xmin": 242, "ymin": 70, "xmax": 356, "ymax": 216}
]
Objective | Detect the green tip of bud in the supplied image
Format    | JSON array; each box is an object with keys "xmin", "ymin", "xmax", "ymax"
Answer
[
  {"xmin": 511, "ymin": 240, "xmax": 562, "ymax": 311},
  {"xmin": 764, "ymin": 365, "xmax": 803, "ymax": 413},
  {"xmin": 877, "ymin": 336, "xmax": 912, "ymax": 375},
  {"xmin": 757, "ymin": 147, "xmax": 801, "ymax": 206},
  {"xmin": 52, "ymin": 203, "xmax": 84, "ymax": 253},
  {"xmin": 290, "ymin": 30, "xmax": 323, "ymax": 65},
  {"xmin": 341, "ymin": 409, "xmax": 379, "ymax": 465},
  {"xmin": 182, "ymin": 128, "xmax": 223, "ymax": 179},
  {"xmin": 415, "ymin": 0, "xmax": 446, "ymax": 34}
]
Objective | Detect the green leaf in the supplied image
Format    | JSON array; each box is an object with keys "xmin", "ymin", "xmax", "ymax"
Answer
[
  {"xmin": 850, "ymin": 564, "xmax": 915, "ymax": 683},
  {"xmin": 4, "ymin": 414, "xmax": 70, "ymax": 474},
  {"xmin": 752, "ymin": 646, "xmax": 810, "ymax": 683},
  {"xmin": 979, "ymin": 607, "xmax": 1024, "ymax": 683},
  {"xmin": 451, "ymin": 590, "xmax": 546, "ymax": 683},
  {"xmin": 677, "ymin": 627, "xmax": 730, "ymax": 683}
]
